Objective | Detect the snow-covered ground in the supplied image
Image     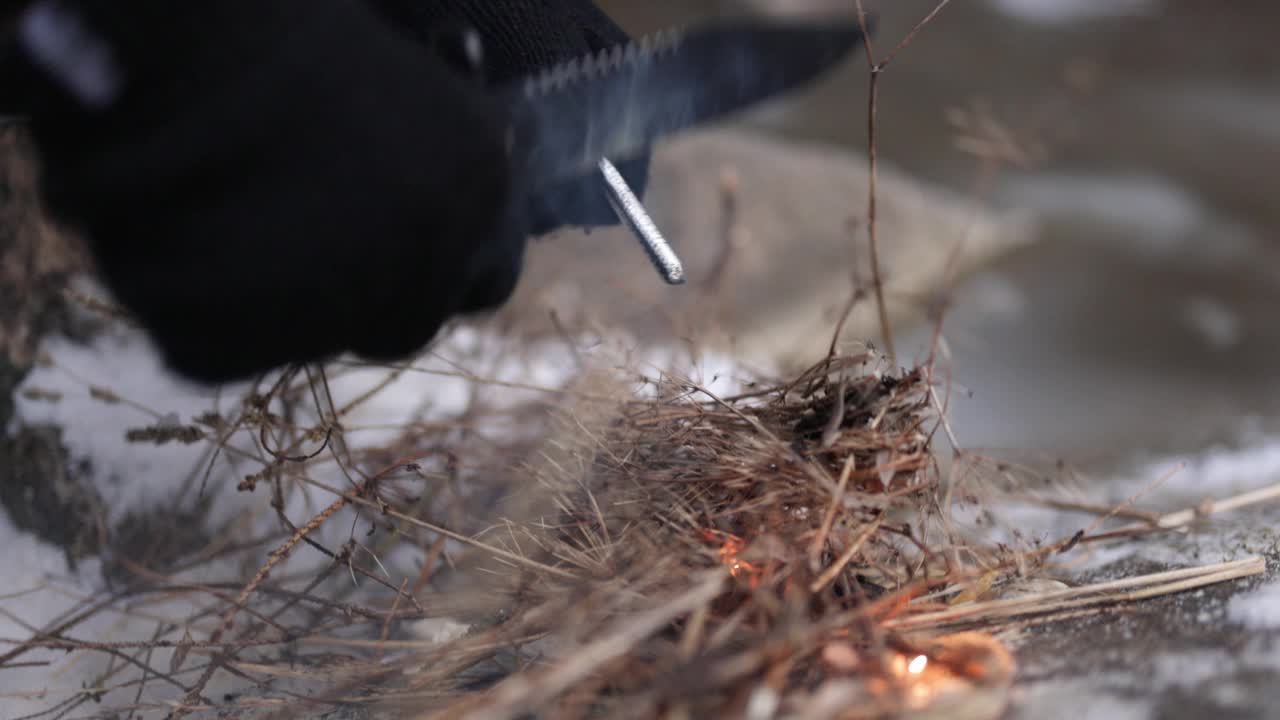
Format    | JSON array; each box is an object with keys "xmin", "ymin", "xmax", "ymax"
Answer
[{"xmin": 7, "ymin": 270, "xmax": 1280, "ymax": 717}]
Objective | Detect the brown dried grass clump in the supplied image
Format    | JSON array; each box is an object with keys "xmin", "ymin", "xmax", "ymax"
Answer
[
  {"xmin": 347, "ymin": 349, "xmax": 1029, "ymax": 720},
  {"xmin": 366, "ymin": 338, "xmax": 1266, "ymax": 720}
]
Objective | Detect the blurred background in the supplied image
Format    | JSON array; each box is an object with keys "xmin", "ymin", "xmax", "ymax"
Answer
[{"xmin": 589, "ymin": 0, "xmax": 1280, "ymax": 472}]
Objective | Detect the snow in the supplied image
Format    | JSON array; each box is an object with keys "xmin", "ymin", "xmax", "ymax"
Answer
[
  {"xmin": 949, "ymin": 423, "xmax": 1280, "ymax": 576},
  {"xmin": 1014, "ymin": 678, "xmax": 1153, "ymax": 720},
  {"xmin": 1182, "ymin": 295, "xmax": 1242, "ymax": 351},
  {"xmin": 995, "ymin": 172, "xmax": 1208, "ymax": 254},
  {"xmin": 1125, "ymin": 433, "xmax": 1280, "ymax": 502},
  {"xmin": 0, "ymin": 516, "xmax": 251, "ymax": 714},
  {"xmin": 1226, "ymin": 581, "xmax": 1280, "ymax": 630},
  {"xmin": 985, "ymin": 0, "xmax": 1160, "ymax": 25},
  {"xmin": 408, "ymin": 617, "xmax": 472, "ymax": 646},
  {"xmin": 963, "ymin": 271, "xmax": 1029, "ymax": 323}
]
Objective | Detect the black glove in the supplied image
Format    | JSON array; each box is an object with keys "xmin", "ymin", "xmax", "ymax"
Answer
[
  {"xmin": 3, "ymin": 0, "xmax": 645, "ymax": 384},
  {"xmin": 364, "ymin": 0, "xmax": 652, "ymax": 235}
]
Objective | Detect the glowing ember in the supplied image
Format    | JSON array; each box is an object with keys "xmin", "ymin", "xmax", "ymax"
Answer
[
  {"xmin": 866, "ymin": 634, "xmax": 1016, "ymax": 714},
  {"xmin": 697, "ymin": 528, "xmax": 761, "ymax": 586},
  {"xmin": 726, "ymin": 554, "xmax": 760, "ymax": 584}
]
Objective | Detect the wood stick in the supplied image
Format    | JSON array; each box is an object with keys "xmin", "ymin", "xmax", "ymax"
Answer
[
  {"xmin": 887, "ymin": 556, "xmax": 1264, "ymax": 631},
  {"xmin": 431, "ymin": 571, "xmax": 727, "ymax": 720},
  {"xmin": 1081, "ymin": 481, "xmax": 1280, "ymax": 543}
]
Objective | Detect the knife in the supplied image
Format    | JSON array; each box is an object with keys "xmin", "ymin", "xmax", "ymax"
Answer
[
  {"xmin": 502, "ymin": 17, "xmax": 869, "ymax": 284},
  {"xmin": 504, "ymin": 17, "xmax": 869, "ymax": 189}
]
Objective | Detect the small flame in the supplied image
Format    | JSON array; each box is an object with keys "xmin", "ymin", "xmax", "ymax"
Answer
[
  {"xmin": 723, "ymin": 546, "xmax": 759, "ymax": 582},
  {"xmin": 698, "ymin": 529, "xmax": 761, "ymax": 587},
  {"xmin": 868, "ymin": 635, "xmax": 1015, "ymax": 712}
]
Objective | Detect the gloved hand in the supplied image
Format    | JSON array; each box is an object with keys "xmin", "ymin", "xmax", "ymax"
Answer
[
  {"xmin": 2, "ymin": 0, "xmax": 647, "ymax": 384},
  {"xmin": 366, "ymin": 0, "xmax": 652, "ymax": 236}
]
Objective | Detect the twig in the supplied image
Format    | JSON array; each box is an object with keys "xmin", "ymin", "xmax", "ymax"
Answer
[
  {"xmin": 879, "ymin": 1, "xmax": 955, "ymax": 68},
  {"xmin": 810, "ymin": 517, "xmax": 883, "ymax": 594},
  {"xmin": 808, "ymin": 456, "xmax": 855, "ymax": 569},
  {"xmin": 379, "ymin": 579, "xmax": 411, "ymax": 661},
  {"xmin": 887, "ymin": 556, "xmax": 1265, "ymax": 631},
  {"xmin": 1082, "ymin": 480, "xmax": 1280, "ymax": 543},
  {"xmin": 1005, "ymin": 494, "xmax": 1163, "ymax": 524},
  {"xmin": 1080, "ymin": 462, "xmax": 1186, "ymax": 537},
  {"xmin": 439, "ymin": 571, "xmax": 727, "ymax": 720},
  {"xmin": 853, "ymin": 3, "xmax": 893, "ymax": 364},
  {"xmin": 298, "ymin": 475, "xmax": 580, "ymax": 581},
  {"xmin": 852, "ymin": 0, "xmax": 956, "ymax": 366}
]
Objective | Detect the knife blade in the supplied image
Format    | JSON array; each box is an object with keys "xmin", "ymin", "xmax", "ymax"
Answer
[{"xmin": 502, "ymin": 17, "xmax": 869, "ymax": 191}]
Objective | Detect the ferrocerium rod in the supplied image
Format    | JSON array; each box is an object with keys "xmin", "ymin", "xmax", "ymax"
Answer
[{"xmin": 598, "ymin": 158, "xmax": 686, "ymax": 285}]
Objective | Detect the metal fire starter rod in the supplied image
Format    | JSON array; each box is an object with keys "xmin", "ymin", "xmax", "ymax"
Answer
[{"xmin": 598, "ymin": 158, "xmax": 686, "ymax": 285}]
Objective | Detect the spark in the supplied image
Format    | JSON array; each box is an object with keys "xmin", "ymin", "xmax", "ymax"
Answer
[{"xmin": 907, "ymin": 655, "xmax": 928, "ymax": 674}]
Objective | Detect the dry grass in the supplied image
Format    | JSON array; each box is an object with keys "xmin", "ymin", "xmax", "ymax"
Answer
[{"xmin": 5, "ymin": 330, "xmax": 1261, "ymax": 719}]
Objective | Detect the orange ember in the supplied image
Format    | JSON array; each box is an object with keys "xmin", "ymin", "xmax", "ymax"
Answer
[{"xmin": 698, "ymin": 528, "xmax": 762, "ymax": 587}]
